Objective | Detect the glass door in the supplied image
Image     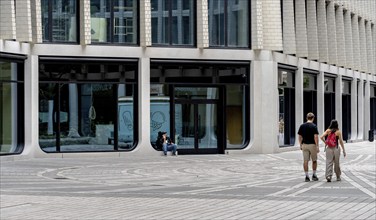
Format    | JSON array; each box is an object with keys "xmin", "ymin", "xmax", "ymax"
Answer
[{"xmin": 175, "ymin": 102, "xmax": 218, "ymax": 153}]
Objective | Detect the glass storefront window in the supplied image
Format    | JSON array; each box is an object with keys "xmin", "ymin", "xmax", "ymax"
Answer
[
  {"xmin": 39, "ymin": 60, "xmax": 137, "ymax": 152},
  {"xmin": 150, "ymin": 61, "xmax": 250, "ymax": 153},
  {"xmin": 41, "ymin": 0, "xmax": 78, "ymax": 43},
  {"xmin": 278, "ymin": 68, "xmax": 295, "ymax": 147},
  {"xmin": 0, "ymin": 59, "xmax": 24, "ymax": 155},
  {"xmin": 90, "ymin": 0, "xmax": 138, "ymax": 44},
  {"xmin": 208, "ymin": 0, "xmax": 249, "ymax": 47},
  {"xmin": 151, "ymin": 0, "xmax": 195, "ymax": 46}
]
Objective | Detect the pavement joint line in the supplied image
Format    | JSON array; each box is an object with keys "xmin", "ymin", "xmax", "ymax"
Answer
[
  {"xmin": 350, "ymin": 171, "xmax": 376, "ymax": 188},
  {"xmin": 343, "ymin": 155, "xmax": 363, "ymax": 165},
  {"xmin": 341, "ymin": 172, "xmax": 376, "ymax": 199},
  {"xmin": 288, "ymin": 179, "xmax": 326, "ymax": 197}
]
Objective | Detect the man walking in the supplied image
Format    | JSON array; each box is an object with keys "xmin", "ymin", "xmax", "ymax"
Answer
[{"xmin": 298, "ymin": 112, "xmax": 319, "ymax": 182}]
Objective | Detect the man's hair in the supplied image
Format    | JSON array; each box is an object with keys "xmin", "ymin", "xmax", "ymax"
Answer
[{"xmin": 306, "ymin": 112, "xmax": 315, "ymax": 120}]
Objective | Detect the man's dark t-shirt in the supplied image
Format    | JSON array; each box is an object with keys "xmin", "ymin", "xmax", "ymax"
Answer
[{"xmin": 298, "ymin": 122, "xmax": 319, "ymax": 144}]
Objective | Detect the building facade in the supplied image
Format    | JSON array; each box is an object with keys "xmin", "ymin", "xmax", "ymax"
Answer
[{"xmin": 0, "ymin": 0, "xmax": 375, "ymax": 157}]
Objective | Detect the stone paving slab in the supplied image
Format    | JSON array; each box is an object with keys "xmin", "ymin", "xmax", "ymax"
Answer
[{"xmin": 1, "ymin": 141, "xmax": 375, "ymax": 219}]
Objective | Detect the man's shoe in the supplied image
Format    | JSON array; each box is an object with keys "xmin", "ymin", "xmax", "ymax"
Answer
[
  {"xmin": 336, "ymin": 176, "xmax": 341, "ymax": 181},
  {"xmin": 312, "ymin": 175, "xmax": 319, "ymax": 181},
  {"xmin": 305, "ymin": 176, "xmax": 310, "ymax": 182},
  {"xmin": 326, "ymin": 177, "xmax": 331, "ymax": 182}
]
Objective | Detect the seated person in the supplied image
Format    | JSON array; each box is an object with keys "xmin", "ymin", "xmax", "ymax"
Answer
[{"xmin": 157, "ymin": 131, "xmax": 177, "ymax": 156}]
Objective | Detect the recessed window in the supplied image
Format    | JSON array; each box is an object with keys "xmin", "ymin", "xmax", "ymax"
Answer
[{"xmin": 41, "ymin": 0, "xmax": 78, "ymax": 43}]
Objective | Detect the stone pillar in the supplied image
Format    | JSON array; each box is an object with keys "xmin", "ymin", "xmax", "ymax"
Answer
[
  {"xmin": 317, "ymin": 70, "xmax": 325, "ymax": 135},
  {"xmin": 335, "ymin": 74, "xmax": 343, "ymax": 131},
  {"xmin": 68, "ymin": 84, "xmax": 80, "ymax": 138},
  {"xmin": 357, "ymin": 76, "xmax": 365, "ymax": 140},
  {"xmin": 364, "ymin": 78, "xmax": 371, "ymax": 140},
  {"xmin": 365, "ymin": 21, "xmax": 374, "ymax": 74},
  {"xmin": 295, "ymin": 64, "xmax": 304, "ymax": 145},
  {"xmin": 350, "ymin": 74, "xmax": 358, "ymax": 141}
]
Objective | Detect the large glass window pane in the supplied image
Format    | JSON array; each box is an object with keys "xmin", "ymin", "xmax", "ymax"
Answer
[
  {"xmin": 151, "ymin": 0, "xmax": 195, "ymax": 46},
  {"xmin": 209, "ymin": 0, "xmax": 249, "ymax": 47},
  {"xmin": 278, "ymin": 69, "xmax": 295, "ymax": 147},
  {"xmin": 1, "ymin": 61, "xmax": 23, "ymax": 155},
  {"xmin": 227, "ymin": 0, "xmax": 248, "ymax": 47},
  {"xmin": 90, "ymin": 0, "xmax": 138, "ymax": 44},
  {"xmin": 39, "ymin": 61, "xmax": 137, "ymax": 152},
  {"xmin": 226, "ymin": 85, "xmax": 245, "ymax": 148},
  {"xmin": 41, "ymin": 0, "xmax": 78, "ymax": 42}
]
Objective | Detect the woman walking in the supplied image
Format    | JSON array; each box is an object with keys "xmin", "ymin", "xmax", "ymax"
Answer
[{"xmin": 320, "ymin": 120, "xmax": 346, "ymax": 182}]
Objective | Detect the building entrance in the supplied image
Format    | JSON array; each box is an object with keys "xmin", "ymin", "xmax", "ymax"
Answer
[{"xmin": 174, "ymin": 87, "xmax": 223, "ymax": 154}]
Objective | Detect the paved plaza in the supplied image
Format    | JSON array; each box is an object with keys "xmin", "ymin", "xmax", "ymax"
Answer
[{"xmin": 1, "ymin": 142, "xmax": 375, "ymax": 220}]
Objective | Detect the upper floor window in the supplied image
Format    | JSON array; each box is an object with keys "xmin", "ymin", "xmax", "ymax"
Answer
[
  {"xmin": 151, "ymin": 0, "xmax": 195, "ymax": 46},
  {"xmin": 90, "ymin": 0, "xmax": 138, "ymax": 44},
  {"xmin": 208, "ymin": 0, "xmax": 249, "ymax": 48},
  {"xmin": 41, "ymin": 0, "xmax": 78, "ymax": 43}
]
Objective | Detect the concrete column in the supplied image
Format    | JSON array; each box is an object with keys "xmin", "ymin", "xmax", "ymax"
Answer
[
  {"xmin": 282, "ymin": 0, "xmax": 296, "ymax": 55},
  {"xmin": 317, "ymin": 70, "xmax": 325, "ymax": 135},
  {"xmin": 23, "ymin": 55, "xmax": 46, "ymax": 157},
  {"xmin": 294, "ymin": 0, "xmax": 308, "ymax": 58},
  {"xmin": 140, "ymin": 0, "xmax": 152, "ymax": 47},
  {"xmin": 364, "ymin": 78, "xmax": 371, "ymax": 140},
  {"xmin": 317, "ymin": 0, "xmax": 329, "ymax": 63},
  {"xmin": 335, "ymin": 74, "xmax": 343, "ymax": 131},
  {"xmin": 326, "ymin": 1, "xmax": 337, "ymax": 65},
  {"xmin": 197, "ymin": 0, "xmax": 209, "ymax": 48},
  {"xmin": 357, "ymin": 76, "xmax": 365, "ymax": 140},
  {"xmin": 0, "ymin": 0, "xmax": 16, "ymax": 39},
  {"xmin": 306, "ymin": 0, "xmax": 319, "ymax": 60},
  {"xmin": 248, "ymin": 54, "xmax": 278, "ymax": 153},
  {"xmin": 295, "ymin": 65, "xmax": 304, "ymax": 145},
  {"xmin": 68, "ymin": 84, "xmax": 80, "ymax": 138},
  {"xmin": 126, "ymin": 57, "xmax": 154, "ymax": 155},
  {"xmin": 350, "ymin": 75, "xmax": 358, "ymax": 141}
]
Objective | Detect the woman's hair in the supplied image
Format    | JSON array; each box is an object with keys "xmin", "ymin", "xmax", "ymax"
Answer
[{"xmin": 328, "ymin": 119, "xmax": 339, "ymax": 130}]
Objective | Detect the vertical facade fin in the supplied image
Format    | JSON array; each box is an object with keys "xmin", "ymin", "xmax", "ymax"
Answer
[
  {"xmin": 197, "ymin": 0, "xmax": 209, "ymax": 48},
  {"xmin": 140, "ymin": 0, "xmax": 152, "ymax": 47},
  {"xmin": 306, "ymin": 0, "xmax": 319, "ymax": 60},
  {"xmin": 282, "ymin": 0, "xmax": 296, "ymax": 55},
  {"xmin": 327, "ymin": 1, "xmax": 337, "ymax": 65},
  {"xmin": 0, "ymin": 0, "xmax": 16, "ymax": 39},
  {"xmin": 317, "ymin": 0, "xmax": 329, "ymax": 63},
  {"xmin": 294, "ymin": 0, "xmax": 308, "ymax": 58}
]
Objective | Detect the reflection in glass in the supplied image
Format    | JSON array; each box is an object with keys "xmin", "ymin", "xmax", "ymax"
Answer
[
  {"xmin": 1, "ymin": 63, "xmax": 17, "ymax": 154},
  {"xmin": 226, "ymin": 85, "xmax": 245, "ymax": 148},
  {"xmin": 41, "ymin": 0, "xmax": 77, "ymax": 42},
  {"xmin": 209, "ymin": 0, "xmax": 249, "ymax": 47},
  {"xmin": 39, "ymin": 61, "xmax": 137, "ymax": 152},
  {"xmin": 151, "ymin": 0, "xmax": 195, "ymax": 46},
  {"xmin": 90, "ymin": 0, "xmax": 138, "ymax": 44}
]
